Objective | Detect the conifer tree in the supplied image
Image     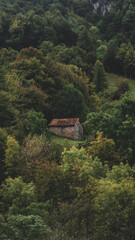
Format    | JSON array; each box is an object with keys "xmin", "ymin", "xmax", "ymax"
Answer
[{"xmin": 93, "ymin": 60, "xmax": 107, "ymax": 92}]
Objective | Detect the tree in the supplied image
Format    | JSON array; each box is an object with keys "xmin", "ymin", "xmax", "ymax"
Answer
[
  {"xmin": 87, "ymin": 132, "xmax": 120, "ymax": 166},
  {"xmin": 71, "ymin": 0, "xmax": 93, "ymax": 20},
  {"xmin": 0, "ymin": 128, "xmax": 8, "ymax": 160},
  {"xmin": 62, "ymin": 146, "xmax": 89, "ymax": 175},
  {"xmin": 77, "ymin": 26, "xmax": 96, "ymax": 52},
  {"xmin": 0, "ymin": 91, "xmax": 15, "ymax": 127},
  {"xmin": 83, "ymin": 111, "xmax": 114, "ymax": 138},
  {"xmin": 96, "ymin": 44, "xmax": 108, "ymax": 63},
  {"xmin": 0, "ymin": 48, "xmax": 18, "ymax": 90},
  {"xmin": 112, "ymin": 80, "xmax": 130, "ymax": 100},
  {"xmin": 39, "ymin": 40, "xmax": 54, "ymax": 56},
  {"xmin": 0, "ymin": 214, "xmax": 10, "ymax": 240},
  {"xmin": 84, "ymin": 95, "xmax": 135, "ymax": 164},
  {"xmin": 0, "ymin": 48, "xmax": 18, "ymax": 69},
  {"xmin": 94, "ymin": 178, "xmax": 135, "ymax": 240},
  {"xmin": 7, "ymin": 11, "xmax": 51, "ymax": 49},
  {"xmin": 19, "ymin": 135, "xmax": 63, "ymax": 184},
  {"xmin": 11, "ymin": 52, "xmax": 46, "ymax": 88},
  {"xmin": 89, "ymin": 26, "xmax": 100, "ymax": 39},
  {"xmin": 116, "ymin": 42, "xmax": 135, "ymax": 77},
  {"xmin": 93, "ymin": 60, "xmax": 107, "ymax": 92},
  {"xmin": 0, "ymin": 177, "xmax": 51, "ymax": 240},
  {"xmin": 52, "ymin": 15, "xmax": 78, "ymax": 46},
  {"xmin": 0, "ymin": 128, "xmax": 8, "ymax": 183},
  {"xmin": 0, "ymin": 177, "xmax": 36, "ymax": 214},
  {"xmin": 106, "ymin": 162, "xmax": 135, "ymax": 183},
  {"xmin": 53, "ymin": 84, "xmax": 87, "ymax": 121},
  {"xmin": 58, "ymin": 177, "xmax": 98, "ymax": 238},
  {"xmin": 7, "ymin": 215, "xmax": 51, "ymax": 240},
  {"xmin": 117, "ymin": 116, "xmax": 135, "ymax": 165},
  {"xmin": 27, "ymin": 110, "xmax": 48, "ymax": 136},
  {"xmin": 5, "ymin": 136, "xmax": 20, "ymax": 178},
  {"xmin": 105, "ymin": 39, "xmax": 119, "ymax": 72}
]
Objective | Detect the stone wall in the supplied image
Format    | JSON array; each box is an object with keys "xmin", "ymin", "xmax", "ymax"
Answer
[
  {"xmin": 49, "ymin": 126, "xmax": 75, "ymax": 139},
  {"xmin": 74, "ymin": 122, "xmax": 84, "ymax": 139},
  {"xmin": 49, "ymin": 122, "xmax": 84, "ymax": 139}
]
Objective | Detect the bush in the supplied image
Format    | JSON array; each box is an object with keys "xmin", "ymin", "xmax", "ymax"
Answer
[{"xmin": 112, "ymin": 80, "xmax": 130, "ymax": 100}]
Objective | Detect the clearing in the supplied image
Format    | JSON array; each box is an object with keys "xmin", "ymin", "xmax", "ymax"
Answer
[
  {"xmin": 107, "ymin": 73, "xmax": 135, "ymax": 100},
  {"xmin": 51, "ymin": 134, "xmax": 84, "ymax": 146}
]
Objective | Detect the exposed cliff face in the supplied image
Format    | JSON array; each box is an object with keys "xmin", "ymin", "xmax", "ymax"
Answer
[{"xmin": 90, "ymin": 0, "xmax": 116, "ymax": 15}]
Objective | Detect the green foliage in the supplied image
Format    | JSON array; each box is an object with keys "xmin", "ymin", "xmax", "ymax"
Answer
[
  {"xmin": 96, "ymin": 44, "xmax": 108, "ymax": 63},
  {"xmin": 0, "ymin": 128, "xmax": 8, "ymax": 183},
  {"xmin": 116, "ymin": 42, "xmax": 135, "ymax": 77},
  {"xmin": 0, "ymin": 48, "xmax": 18, "ymax": 90},
  {"xmin": 6, "ymin": 46, "xmax": 90, "ymax": 125},
  {"xmin": 114, "ymin": 95, "xmax": 135, "ymax": 120},
  {"xmin": 11, "ymin": 47, "xmax": 46, "ymax": 87},
  {"xmin": 0, "ymin": 1, "xmax": 135, "ymax": 239},
  {"xmin": 84, "ymin": 95, "xmax": 135, "ymax": 163},
  {"xmin": 18, "ymin": 135, "xmax": 63, "ymax": 184},
  {"xmin": 106, "ymin": 162, "xmax": 135, "ymax": 182},
  {"xmin": 48, "ymin": 44, "xmax": 92, "ymax": 75},
  {"xmin": 0, "ymin": 214, "xmax": 10, "ymax": 240},
  {"xmin": 77, "ymin": 26, "xmax": 96, "ymax": 52},
  {"xmin": 62, "ymin": 146, "xmax": 89, "ymax": 174},
  {"xmin": 0, "ymin": 48, "xmax": 18, "ymax": 69},
  {"xmin": 100, "ymin": 0, "xmax": 135, "ymax": 46},
  {"xmin": 53, "ymin": 84, "xmax": 87, "ymax": 121},
  {"xmin": 0, "ymin": 177, "xmax": 36, "ymax": 214},
  {"xmin": 94, "ymin": 178, "xmax": 135, "ymax": 240},
  {"xmin": 27, "ymin": 110, "xmax": 48, "ymax": 136},
  {"xmin": 87, "ymin": 132, "xmax": 120, "ymax": 166},
  {"xmin": 83, "ymin": 111, "xmax": 113, "ymax": 137},
  {"xmin": 117, "ymin": 115, "xmax": 135, "ymax": 165},
  {"xmin": 39, "ymin": 40, "xmax": 54, "ymax": 56},
  {"xmin": 58, "ymin": 177, "xmax": 98, "ymax": 238},
  {"xmin": 6, "ymin": 214, "xmax": 51, "ymax": 240},
  {"xmin": 117, "ymin": 80, "xmax": 130, "ymax": 94},
  {"xmin": 89, "ymin": 26, "xmax": 100, "ymax": 39},
  {"xmin": 105, "ymin": 39, "xmax": 119, "ymax": 72},
  {"xmin": 0, "ymin": 91, "xmax": 15, "ymax": 127},
  {"xmin": 0, "ymin": 128, "xmax": 8, "ymax": 160},
  {"xmin": 0, "ymin": 177, "xmax": 51, "ymax": 239},
  {"xmin": 112, "ymin": 80, "xmax": 130, "ymax": 100},
  {"xmin": 5, "ymin": 136, "xmax": 20, "ymax": 178},
  {"xmin": 93, "ymin": 60, "xmax": 107, "ymax": 92},
  {"xmin": 52, "ymin": 15, "xmax": 78, "ymax": 46}
]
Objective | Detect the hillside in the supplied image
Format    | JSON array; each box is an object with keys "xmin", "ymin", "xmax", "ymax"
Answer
[
  {"xmin": 0, "ymin": 0, "xmax": 135, "ymax": 239},
  {"xmin": 107, "ymin": 73, "xmax": 135, "ymax": 99}
]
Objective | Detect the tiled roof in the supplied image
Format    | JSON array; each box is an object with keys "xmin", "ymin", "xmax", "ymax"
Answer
[{"xmin": 48, "ymin": 118, "xmax": 79, "ymax": 127}]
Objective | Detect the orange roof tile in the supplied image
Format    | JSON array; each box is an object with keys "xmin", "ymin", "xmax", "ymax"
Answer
[{"xmin": 48, "ymin": 118, "xmax": 79, "ymax": 127}]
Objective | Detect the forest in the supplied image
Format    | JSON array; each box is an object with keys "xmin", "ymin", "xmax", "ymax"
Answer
[{"xmin": 0, "ymin": 0, "xmax": 135, "ymax": 239}]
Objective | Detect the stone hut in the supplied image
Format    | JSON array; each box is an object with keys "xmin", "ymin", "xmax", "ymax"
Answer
[{"xmin": 48, "ymin": 118, "xmax": 83, "ymax": 140}]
